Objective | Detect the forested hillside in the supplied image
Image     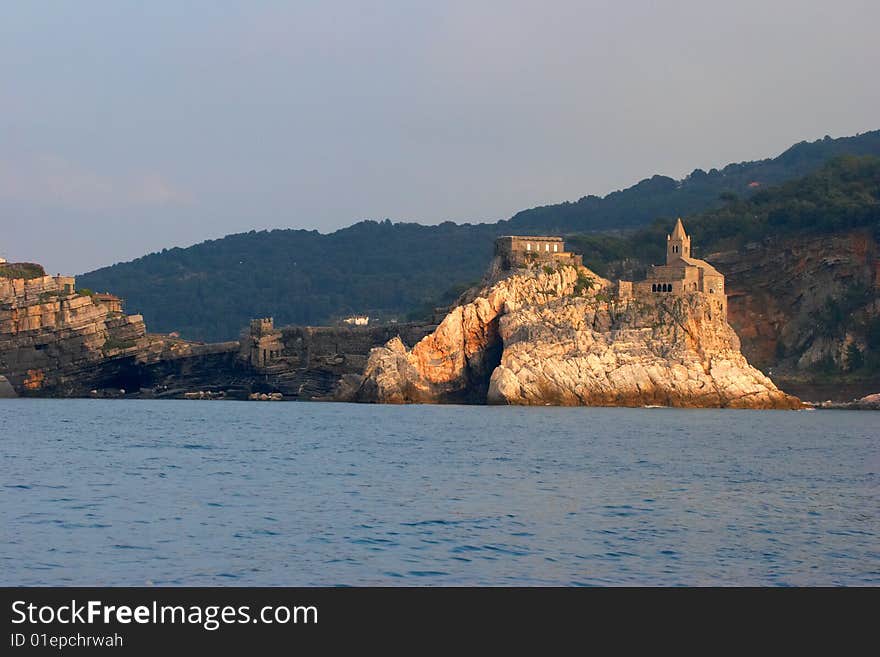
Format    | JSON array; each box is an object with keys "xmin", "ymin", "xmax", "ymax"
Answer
[
  {"xmin": 570, "ymin": 154, "xmax": 880, "ymax": 276},
  {"xmin": 78, "ymin": 131, "xmax": 880, "ymax": 341}
]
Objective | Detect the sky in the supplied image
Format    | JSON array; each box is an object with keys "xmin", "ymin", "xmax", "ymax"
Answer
[{"xmin": 1, "ymin": 0, "xmax": 878, "ymax": 274}]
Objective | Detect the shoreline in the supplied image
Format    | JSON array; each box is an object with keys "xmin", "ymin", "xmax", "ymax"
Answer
[{"xmin": 2, "ymin": 395, "xmax": 876, "ymax": 410}]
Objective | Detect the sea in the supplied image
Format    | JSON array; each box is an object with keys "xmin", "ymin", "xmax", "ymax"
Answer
[{"xmin": 1, "ymin": 399, "xmax": 877, "ymax": 586}]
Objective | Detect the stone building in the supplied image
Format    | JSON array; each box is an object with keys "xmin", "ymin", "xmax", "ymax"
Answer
[
  {"xmin": 494, "ymin": 236, "xmax": 583, "ymax": 270},
  {"xmin": 241, "ymin": 317, "xmax": 284, "ymax": 368},
  {"xmin": 94, "ymin": 292, "xmax": 124, "ymax": 314},
  {"xmin": 54, "ymin": 276, "xmax": 75, "ymax": 295},
  {"xmin": 627, "ymin": 218, "xmax": 726, "ymax": 316}
]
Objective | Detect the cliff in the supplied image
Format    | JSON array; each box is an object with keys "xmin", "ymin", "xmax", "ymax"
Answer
[
  {"xmin": 489, "ymin": 291, "xmax": 799, "ymax": 408},
  {"xmin": 340, "ymin": 263, "xmax": 588, "ymax": 403},
  {"xmin": 0, "ymin": 270, "xmax": 233, "ymax": 396},
  {"xmin": 345, "ymin": 262, "xmax": 800, "ymax": 408},
  {"xmin": 713, "ymin": 229, "xmax": 879, "ymax": 397},
  {"xmin": 1, "ymin": 273, "xmax": 147, "ymax": 394}
]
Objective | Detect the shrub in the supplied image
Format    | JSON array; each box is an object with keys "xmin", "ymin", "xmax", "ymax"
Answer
[
  {"xmin": 0, "ymin": 262, "xmax": 46, "ymax": 280},
  {"xmin": 845, "ymin": 343, "xmax": 864, "ymax": 371},
  {"xmin": 573, "ymin": 271, "xmax": 596, "ymax": 296}
]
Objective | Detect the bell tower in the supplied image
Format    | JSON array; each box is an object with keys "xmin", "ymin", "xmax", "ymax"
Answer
[{"xmin": 667, "ymin": 218, "xmax": 690, "ymax": 264}]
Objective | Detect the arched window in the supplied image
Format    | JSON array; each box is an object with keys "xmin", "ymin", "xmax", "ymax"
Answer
[
  {"xmin": 553, "ymin": 244, "xmax": 558, "ymax": 252},
  {"xmin": 652, "ymin": 284, "xmax": 656, "ymax": 292},
  {"xmin": 526, "ymin": 243, "xmax": 531, "ymax": 251},
  {"xmin": 545, "ymin": 243, "xmax": 550, "ymax": 252}
]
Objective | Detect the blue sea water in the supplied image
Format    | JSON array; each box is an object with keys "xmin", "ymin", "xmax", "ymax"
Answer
[{"xmin": 1, "ymin": 399, "xmax": 877, "ymax": 586}]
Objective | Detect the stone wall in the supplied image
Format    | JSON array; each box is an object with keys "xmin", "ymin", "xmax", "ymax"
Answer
[{"xmin": 493, "ymin": 236, "xmax": 583, "ymax": 270}]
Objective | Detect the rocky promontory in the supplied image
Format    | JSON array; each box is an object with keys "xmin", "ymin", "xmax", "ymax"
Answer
[
  {"xmin": 0, "ymin": 261, "xmax": 437, "ymax": 399},
  {"xmin": 0, "ymin": 267, "xmax": 234, "ymax": 396},
  {"xmin": 343, "ymin": 258, "xmax": 801, "ymax": 409}
]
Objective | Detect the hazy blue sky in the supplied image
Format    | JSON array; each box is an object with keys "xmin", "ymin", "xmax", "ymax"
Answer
[{"xmin": 1, "ymin": 0, "xmax": 878, "ymax": 273}]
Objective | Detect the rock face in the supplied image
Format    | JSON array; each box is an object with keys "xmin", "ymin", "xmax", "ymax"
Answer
[
  {"xmin": 711, "ymin": 229, "xmax": 878, "ymax": 376},
  {"xmin": 0, "ymin": 269, "xmax": 246, "ymax": 396},
  {"xmin": 0, "ymin": 273, "xmax": 149, "ymax": 394},
  {"xmin": 489, "ymin": 292, "xmax": 800, "ymax": 408},
  {"xmin": 344, "ymin": 264, "xmax": 590, "ymax": 403},
  {"xmin": 348, "ymin": 262, "xmax": 800, "ymax": 408}
]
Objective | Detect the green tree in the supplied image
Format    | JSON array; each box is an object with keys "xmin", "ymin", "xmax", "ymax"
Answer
[{"xmin": 845, "ymin": 343, "xmax": 864, "ymax": 371}]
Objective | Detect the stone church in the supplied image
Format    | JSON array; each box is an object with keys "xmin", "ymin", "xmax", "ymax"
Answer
[{"xmin": 623, "ymin": 218, "xmax": 726, "ymax": 316}]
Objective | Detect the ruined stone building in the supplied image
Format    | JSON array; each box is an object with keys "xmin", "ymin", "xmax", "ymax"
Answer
[
  {"xmin": 494, "ymin": 236, "xmax": 583, "ymax": 270},
  {"xmin": 241, "ymin": 317, "xmax": 284, "ymax": 368},
  {"xmin": 93, "ymin": 293, "xmax": 124, "ymax": 314}
]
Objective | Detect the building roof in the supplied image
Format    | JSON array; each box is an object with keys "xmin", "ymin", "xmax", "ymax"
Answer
[
  {"xmin": 669, "ymin": 217, "xmax": 688, "ymax": 239},
  {"xmin": 674, "ymin": 255, "xmax": 723, "ymax": 277}
]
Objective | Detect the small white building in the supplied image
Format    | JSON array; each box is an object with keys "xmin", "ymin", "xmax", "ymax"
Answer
[{"xmin": 342, "ymin": 315, "xmax": 369, "ymax": 326}]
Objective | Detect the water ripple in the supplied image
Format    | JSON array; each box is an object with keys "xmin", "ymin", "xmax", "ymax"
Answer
[{"xmin": 1, "ymin": 400, "xmax": 877, "ymax": 586}]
